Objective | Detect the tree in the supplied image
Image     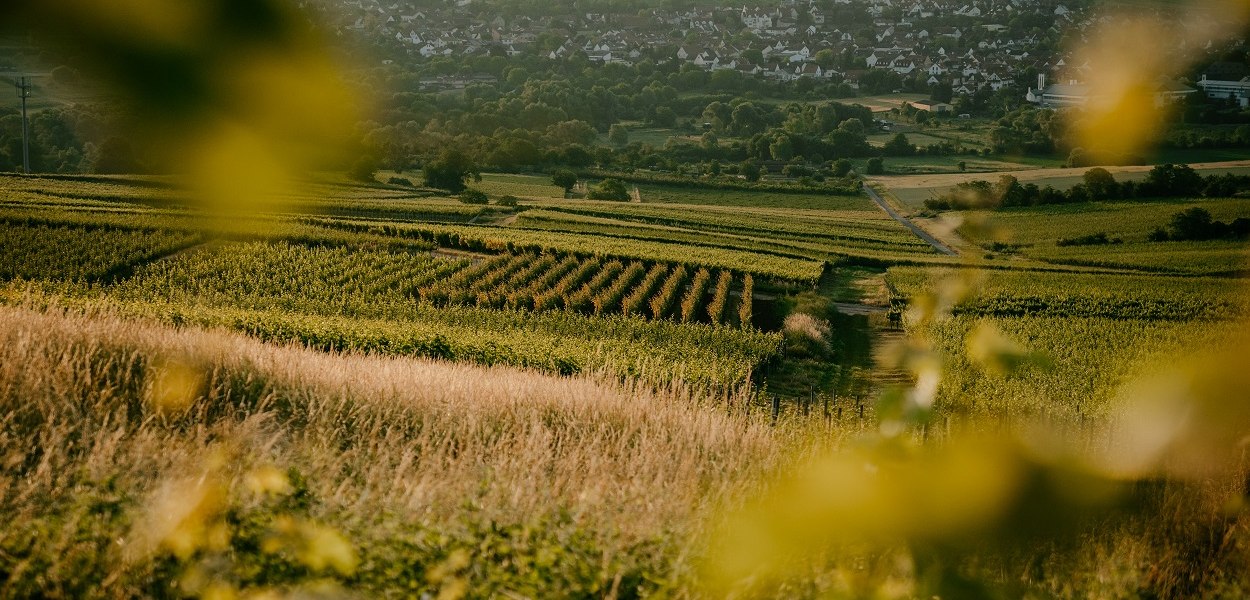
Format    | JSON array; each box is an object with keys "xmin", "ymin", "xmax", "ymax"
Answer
[
  {"xmin": 837, "ymin": 118, "xmax": 865, "ymax": 137},
  {"xmin": 587, "ymin": 178, "xmax": 630, "ymax": 201},
  {"xmin": 91, "ymin": 136, "xmax": 141, "ymax": 174},
  {"xmin": 348, "ymin": 154, "xmax": 380, "ymax": 183},
  {"xmin": 741, "ymin": 161, "xmax": 762, "ymax": 182},
  {"xmin": 608, "ymin": 124, "xmax": 629, "ymax": 145},
  {"xmin": 458, "ymin": 189, "xmax": 489, "ymax": 204},
  {"xmin": 1143, "ymin": 163, "xmax": 1203, "ymax": 197},
  {"xmin": 884, "ymin": 133, "xmax": 916, "ymax": 157},
  {"xmin": 814, "ymin": 49, "xmax": 836, "ymax": 69},
  {"xmin": 424, "ymin": 150, "xmax": 479, "ymax": 193},
  {"xmin": 1169, "ymin": 207, "xmax": 1215, "ymax": 240},
  {"xmin": 866, "ymin": 157, "xmax": 885, "ymax": 175},
  {"xmin": 552, "ymin": 170, "xmax": 578, "ymax": 192},
  {"xmin": 995, "ymin": 174, "xmax": 1026, "ymax": 206},
  {"xmin": 769, "ymin": 135, "xmax": 795, "ymax": 161},
  {"xmin": 1082, "ymin": 167, "xmax": 1118, "ymax": 200},
  {"xmin": 730, "ymin": 103, "xmax": 768, "ymax": 136},
  {"xmin": 832, "ymin": 158, "xmax": 853, "ymax": 177},
  {"xmin": 651, "ymin": 106, "xmax": 677, "ymax": 128}
]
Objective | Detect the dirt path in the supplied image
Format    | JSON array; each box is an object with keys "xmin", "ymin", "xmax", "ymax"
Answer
[
  {"xmin": 862, "ymin": 184, "xmax": 958, "ymax": 256},
  {"xmin": 832, "ymin": 302, "xmax": 888, "ymax": 316}
]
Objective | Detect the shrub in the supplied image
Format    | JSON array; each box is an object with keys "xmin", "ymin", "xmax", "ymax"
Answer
[
  {"xmin": 587, "ymin": 178, "xmax": 630, "ymax": 201},
  {"xmin": 459, "ymin": 189, "xmax": 489, "ymax": 205},
  {"xmin": 783, "ymin": 312, "xmax": 832, "ymax": 357},
  {"xmin": 348, "ymin": 155, "xmax": 379, "ymax": 183},
  {"xmin": 832, "ymin": 159, "xmax": 853, "ymax": 177},
  {"xmin": 866, "ymin": 157, "xmax": 885, "ymax": 175},
  {"xmin": 1056, "ymin": 232, "xmax": 1122, "ymax": 247},
  {"xmin": 497, "ymin": 195, "xmax": 519, "ymax": 207}
]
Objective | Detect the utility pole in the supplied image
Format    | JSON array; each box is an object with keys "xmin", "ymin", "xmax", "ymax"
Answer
[{"xmin": 15, "ymin": 76, "xmax": 32, "ymax": 174}]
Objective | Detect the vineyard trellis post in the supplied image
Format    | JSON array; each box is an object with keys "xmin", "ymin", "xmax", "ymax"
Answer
[{"xmin": 770, "ymin": 395, "xmax": 780, "ymax": 425}]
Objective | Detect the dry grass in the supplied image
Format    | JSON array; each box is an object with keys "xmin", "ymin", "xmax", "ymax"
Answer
[
  {"xmin": 0, "ymin": 304, "xmax": 808, "ymax": 596},
  {"xmin": 5, "ymin": 302, "xmax": 1249, "ymax": 597}
]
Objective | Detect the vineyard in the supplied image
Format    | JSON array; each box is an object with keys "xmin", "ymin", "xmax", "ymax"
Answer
[
  {"xmin": 0, "ymin": 219, "xmax": 202, "ymax": 281},
  {"xmin": 955, "ymin": 198, "xmax": 1250, "ymax": 275},
  {"xmin": 887, "ymin": 262, "xmax": 1250, "ymax": 421},
  {"xmin": 30, "ymin": 240, "xmax": 778, "ymax": 388},
  {"xmin": 416, "ymin": 252, "xmax": 753, "ymax": 326},
  {"xmin": 886, "ymin": 266, "xmax": 1250, "ymax": 321}
]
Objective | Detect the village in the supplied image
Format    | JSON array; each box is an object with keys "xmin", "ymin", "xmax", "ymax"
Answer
[{"xmin": 314, "ymin": 0, "xmax": 1091, "ymax": 97}]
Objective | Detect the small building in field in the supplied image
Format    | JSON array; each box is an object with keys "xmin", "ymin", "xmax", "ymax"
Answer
[{"xmin": 909, "ymin": 99, "xmax": 952, "ymax": 112}]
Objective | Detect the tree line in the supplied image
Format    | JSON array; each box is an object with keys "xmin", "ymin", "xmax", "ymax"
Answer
[{"xmin": 924, "ymin": 164, "xmax": 1250, "ymax": 210}]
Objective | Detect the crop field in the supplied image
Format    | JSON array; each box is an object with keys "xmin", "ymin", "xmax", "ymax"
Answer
[
  {"xmin": 953, "ymin": 198, "xmax": 1250, "ymax": 275},
  {"xmin": 5, "ymin": 165, "xmax": 1250, "ymax": 598},
  {"xmin": 882, "ymin": 177, "xmax": 1250, "ymax": 424},
  {"xmin": 917, "ymin": 313, "xmax": 1243, "ymax": 419},
  {"xmin": 512, "ymin": 199, "xmax": 948, "ymax": 268},
  {"xmin": 634, "ymin": 183, "xmax": 872, "ymax": 210},
  {"xmin": 6, "ymin": 236, "xmax": 780, "ymax": 388},
  {"xmin": 475, "ymin": 173, "xmax": 566, "ymax": 199},
  {"xmin": 306, "ymin": 215, "xmax": 828, "ymax": 282},
  {"xmin": 885, "ymin": 263, "xmax": 1250, "ymax": 420},
  {"xmin": 0, "ymin": 219, "xmax": 202, "ymax": 281},
  {"xmin": 873, "ymin": 161, "xmax": 1250, "ymax": 209},
  {"xmin": 888, "ymin": 266, "xmax": 1249, "ymax": 321}
]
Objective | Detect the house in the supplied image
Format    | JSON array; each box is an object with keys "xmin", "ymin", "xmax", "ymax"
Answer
[
  {"xmin": 910, "ymin": 99, "xmax": 952, "ymax": 112},
  {"xmin": 795, "ymin": 63, "xmax": 825, "ymax": 78}
]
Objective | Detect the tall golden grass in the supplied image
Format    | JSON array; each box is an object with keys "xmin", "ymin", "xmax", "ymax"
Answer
[{"xmin": 0, "ymin": 304, "xmax": 811, "ymax": 596}]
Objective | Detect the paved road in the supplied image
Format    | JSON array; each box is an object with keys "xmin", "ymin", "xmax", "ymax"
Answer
[{"xmin": 862, "ymin": 184, "xmax": 957, "ymax": 256}]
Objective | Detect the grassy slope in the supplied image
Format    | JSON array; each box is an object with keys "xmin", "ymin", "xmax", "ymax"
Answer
[{"xmin": 0, "ymin": 305, "xmax": 794, "ymax": 597}]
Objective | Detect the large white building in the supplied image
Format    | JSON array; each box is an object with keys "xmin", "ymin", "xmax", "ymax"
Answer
[
  {"xmin": 1026, "ymin": 74, "xmax": 1195, "ymax": 108},
  {"xmin": 1196, "ymin": 75, "xmax": 1250, "ymax": 108}
]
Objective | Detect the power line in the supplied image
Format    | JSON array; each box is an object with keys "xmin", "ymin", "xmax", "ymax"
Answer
[{"xmin": 15, "ymin": 76, "xmax": 31, "ymax": 174}]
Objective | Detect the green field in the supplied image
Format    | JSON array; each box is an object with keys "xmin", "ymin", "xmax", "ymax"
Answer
[{"xmin": 953, "ymin": 198, "xmax": 1250, "ymax": 275}]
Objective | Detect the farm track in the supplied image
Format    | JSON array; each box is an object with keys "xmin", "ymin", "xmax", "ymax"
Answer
[
  {"xmin": 832, "ymin": 302, "xmax": 887, "ymax": 316},
  {"xmin": 863, "ymin": 184, "xmax": 958, "ymax": 256},
  {"xmin": 869, "ymin": 325, "xmax": 911, "ymax": 387}
]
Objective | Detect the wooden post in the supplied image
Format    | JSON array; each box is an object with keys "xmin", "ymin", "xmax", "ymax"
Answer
[{"xmin": 771, "ymin": 395, "xmax": 780, "ymax": 425}]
